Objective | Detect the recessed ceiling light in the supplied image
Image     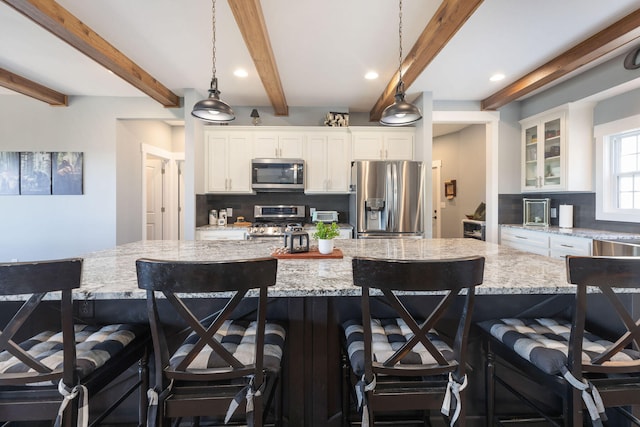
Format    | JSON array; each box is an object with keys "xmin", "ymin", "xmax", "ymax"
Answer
[
  {"xmin": 234, "ymin": 69, "xmax": 248, "ymax": 78},
  {"xmin": 365, "ymin": 71, "xmax": 379, "ymax": 80},
  {"xmin": 490, "ymin": 73, "xmax": 505, "ymax": 82}
]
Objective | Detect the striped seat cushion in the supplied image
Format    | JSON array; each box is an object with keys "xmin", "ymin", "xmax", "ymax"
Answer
[
  {"xmin": 478, "ymin": 318, "xmax": 640, "ymax": 375},
  {"xmin": 343, "ymin": 318, "xmax": 454, "ymax": 376},
  {"xmin": 0, "ymin": 323, "xmax": 146, "ymax": 381},
  {"xmin": 169, "ymin": 319, "xmax": 286, "ymax": 372}
]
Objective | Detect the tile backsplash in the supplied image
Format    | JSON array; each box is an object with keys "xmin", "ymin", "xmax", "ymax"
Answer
[
  {"xmin": 197, "ymin": 193, "xmax": 350, "ymax": 226},
  {"xmin": 198, "ymin": 191, "xmax": 639, "ymax": 233},
  {"xmin": 499, "ymin": 192, "xmax": 639, "ymax": 233}
]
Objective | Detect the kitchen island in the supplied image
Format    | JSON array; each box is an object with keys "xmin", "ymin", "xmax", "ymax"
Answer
[
  {"xmin": 79, "ymin": 237, "xmax": 576, "ymax": 299},
  {"xmin": 73, "ymin": 239, "xmax": 637, "ymax": 426}
]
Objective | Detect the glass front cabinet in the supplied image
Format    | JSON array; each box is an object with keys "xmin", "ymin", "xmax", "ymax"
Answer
[{"xmin": 520, "ymin": 103, "xmax": 594, "ymax": 193}]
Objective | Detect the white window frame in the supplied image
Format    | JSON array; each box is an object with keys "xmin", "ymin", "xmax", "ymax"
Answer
[{"xmin": 594, "ymin": 114, "xmax": 640, "ymax": 223}]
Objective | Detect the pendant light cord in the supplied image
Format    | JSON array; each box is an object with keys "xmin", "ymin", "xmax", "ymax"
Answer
[
  {"xmin": 211, "ymin": 0, "xmax": 217, "ymax": 88},
  {"xmin": 398, "ymin": 0, "xmax": 403, "ymax": 85},
  {"xmin": 191, "ymin": 0, "xmax": 235, "ymax": 121}
]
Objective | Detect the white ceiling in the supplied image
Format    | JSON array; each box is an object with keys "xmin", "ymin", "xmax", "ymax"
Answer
[{"xmin": 1, "ymin": 0, "xmax": 639, "ymax": 115}]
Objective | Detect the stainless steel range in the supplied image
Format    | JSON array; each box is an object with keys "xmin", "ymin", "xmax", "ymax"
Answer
[{"xmin": 248, "ymin": 205, "xmax": 306, "ymax": 239}]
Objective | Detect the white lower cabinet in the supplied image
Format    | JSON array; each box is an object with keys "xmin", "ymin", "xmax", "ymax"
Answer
[
  {"xmin": 337, "ymin": 229, "xmax": 352, "ymax": 239},
  {"xmin": 196, "ymin": 228, "xmax": 248, "ymax": 240},
  {"xmin": 549, "ymin": 234, "xmax": 592, "ymax": 259},
  {"xmin": 500, "ymin": 226, "xmax": 592, "ymax": 259},
  {"xmin": 500, "ymin": 227, "xmax": 550, "ymax": 256},
  {"xmin": 305, "ymin": 225, "xmax": 353, "ymax": 239}
]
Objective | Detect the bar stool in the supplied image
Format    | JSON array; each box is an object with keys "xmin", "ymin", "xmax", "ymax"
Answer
[
  {"xmin": 342, "ymin": 255, "xmax": 485, "ymax": 426},
  {"xmin": 478, "ymin": 255, "xmax": 640, "ymax": 426},
  {"xmin": 0, "ymin": 258, "xmax": 150, "ymax": 426},
  {"xmin": 136, "ymin": 257, "xmax": 286, "ymax": 427}
]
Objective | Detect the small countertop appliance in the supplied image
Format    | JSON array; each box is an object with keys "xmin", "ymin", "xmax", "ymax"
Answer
[{"xmin": 312, "ymin": 211, "xmax": 339, "ymax": 223}]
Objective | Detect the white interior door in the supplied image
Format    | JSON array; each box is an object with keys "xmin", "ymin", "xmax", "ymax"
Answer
[
  {"xmin": 177, "ymin": 160, "xmax": 184, "ymax": 240},
  {"xmin": 432, "ymin": 160, "xmax": 442, "ymax": 238},
  {"xmin": 146, "ymin": 157, "xmax": 165, "ymax": 240}
]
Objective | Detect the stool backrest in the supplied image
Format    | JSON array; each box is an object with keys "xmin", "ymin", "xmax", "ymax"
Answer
[
  {"xmin": 0, "ymin": 258, "xmax": 82, "ymax": 386},
  {"xmin": 135, "ymin": 257, "xmax": 278, "ymax": 387},
  {"xmin": 565, "ymin": 255, "xmax": 640, "ymax": 374},
  {"xmin": 352, "ymin": 256, "xmax": 485, "ymax": 379}
]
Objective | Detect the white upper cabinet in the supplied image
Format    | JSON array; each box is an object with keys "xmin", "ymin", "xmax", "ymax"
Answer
[
  {"xmin": 253, "ymin": 131, "xmax": 304, "ymax": 158},
  {"xmin": 203, "ymin": 126, "xmax": 416, "ymax": 195},
  {"xmin": 304, "ymin": 130, "xmax": 351, "ymax": 193},
  {"xmin": 520, "ymin": 102, "xmax": 594, "ymax": 192},
  {"xmin": 204, "ymin": 131, "xmax": 253, "ymax": 194},
  {"xmin": 351, "ymin": 128, "xmax": 414, "ymax": 160}
]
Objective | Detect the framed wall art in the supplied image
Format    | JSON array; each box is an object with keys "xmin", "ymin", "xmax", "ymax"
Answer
[
  {"xmin": 445, "ymin": 179, "xmax": 457, "ymax": 200},
  {"xmin": 53, "ymin": 152, "xmax": 83, "ymax": 195},
  {"xmin": 0, "ymin": 152, "xmax": 20, "ymax": 195},
  {"xmin": 20, "ymin": 151, "xmax": 52, "ymax": 195}
]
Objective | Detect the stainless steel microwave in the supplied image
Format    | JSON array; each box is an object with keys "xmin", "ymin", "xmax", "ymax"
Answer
[{"xmin": 251, "ymin": 158, "xmax": 304, "ymax": 191}]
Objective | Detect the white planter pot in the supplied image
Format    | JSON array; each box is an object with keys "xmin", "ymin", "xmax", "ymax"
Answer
[{"xmin": 317, "ymin": 239, "xmax": 334, "ymax": 254}]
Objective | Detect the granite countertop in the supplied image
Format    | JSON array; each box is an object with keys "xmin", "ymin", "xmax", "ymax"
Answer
[
  {"xmin": 196, "ymin": 223, "xmax": 353, "ymax": 231},
  {"xmin": 303, "ymin": 223, "xmax": 353, "ymax": 230},
  {"xmin": 196, "ymin": 224, "xmax": 252, "ymax": 231},
  {"xmin": 55, "ymin": 238, "xmax": 605, "ymax": 301},
  {"xmin": 500, "ymin": 224, "xmax": 640, "ymax": 240}
]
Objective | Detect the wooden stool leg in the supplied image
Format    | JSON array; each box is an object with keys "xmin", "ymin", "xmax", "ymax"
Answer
[
  {"xmin": 342, "ymin": 353, "xmax": 351, "ymax": 427},
  {"xmin": 485, "ymin": 340, "xmax": 495, "ymax": 427},
  {"xmin": 138, "ymin": 347, "xmax": 149, "ymax": 427}
]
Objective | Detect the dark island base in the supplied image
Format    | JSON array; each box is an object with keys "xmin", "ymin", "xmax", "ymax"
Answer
[{"xmin": 7, "ymin": 293, "xmax": 638, "ymax": 426}]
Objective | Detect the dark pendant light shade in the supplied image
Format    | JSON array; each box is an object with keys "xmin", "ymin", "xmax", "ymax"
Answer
[
  {"xmin": 380, "ymin": 0, "xmax": 422, "ymax": 127},
  {"xmin": 380, "ymin": 88, "xmax": 422, "ymax": 126},
  {"xmin": 191, "ymin": 78, "xmax": 235, "ymax": 122}
]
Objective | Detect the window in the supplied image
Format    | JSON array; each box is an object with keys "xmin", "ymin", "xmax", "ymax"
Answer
[
  {"xmin": 614, "ymin": 131, "xmax": 640, "ymax": 209},
  {"xmin": 595, "ymin": 115, "xmax": 640, "ymax": 223}
]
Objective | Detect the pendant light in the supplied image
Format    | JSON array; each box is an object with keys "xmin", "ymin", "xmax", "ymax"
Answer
[
  {"xmin": 380, "ymin": 0, "xmax": 422, "ymax": 126},
  {"xmin": 191, "ymin": 0, "xmax": 235, "ymax": 123}
]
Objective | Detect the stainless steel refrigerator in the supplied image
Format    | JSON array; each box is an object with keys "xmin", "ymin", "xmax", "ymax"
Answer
[{"xmin": 349, "ymin": 160, "xmax": 424, "ymax": 238}]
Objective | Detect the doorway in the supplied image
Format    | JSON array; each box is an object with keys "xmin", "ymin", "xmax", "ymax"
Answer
[
  {"xmin": 145, "ymin": 157, "xmax": 166, "ymax": 240},
  {"xmin": 142, "ymin": 144, "xmax": 184, "ymax": 241},
  {"xmin": 432, "ymin": 111, "xmax": 499, "ymax": 242}
]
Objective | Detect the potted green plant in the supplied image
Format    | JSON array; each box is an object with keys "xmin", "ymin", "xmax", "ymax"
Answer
[{"xmin": 313, "ymin": 222, "xmax": 340, "ymax": 254}]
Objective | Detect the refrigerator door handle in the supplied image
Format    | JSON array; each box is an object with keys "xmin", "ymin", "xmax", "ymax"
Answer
[
  {"xmin": 390, "ymin": 162, "xmax": 397, "ymax": 231},
  {"xmin": 384, "ymin": 162, "xmax": 392, "ymax": 232}
]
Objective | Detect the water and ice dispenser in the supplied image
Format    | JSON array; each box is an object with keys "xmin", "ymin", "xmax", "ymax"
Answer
[{"xmin": 364, "ymin": 198, "xmax": 386, "ymax": 231}]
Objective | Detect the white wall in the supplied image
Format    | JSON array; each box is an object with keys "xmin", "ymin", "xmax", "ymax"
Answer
[
  {"xmin": 497, "ymin": 103, "xmax": 522, "ymax": 194},
  {"xmin": 521, "ymin": 50, "xmax": 640, "ymax": 119},
  {"xmin": 0, "ymin": 95, "xmax": 183, "ymax": 262},
  {"xmin": 433, "ymin": 124, "xmax": 486, "ymax": 237}
]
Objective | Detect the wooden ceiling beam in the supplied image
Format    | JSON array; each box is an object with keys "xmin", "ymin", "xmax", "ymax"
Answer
[
  {"xmin": 370, "ymin": 0, "xmax": 484, "ymax": 122},
  {"xmin": 481, "ymin": 7, "xmax": 640, "ymax": 111},
  {"xmin": 228, "ymin": 0, "xmax": 288, "ymax": 116},
  {"xmin": 0, "ymin": 67, "xmax": 67, "ymax": 106},
  {"xmin": 2, "ymin": 0, "xmax": 180, "ymax": 108}
]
